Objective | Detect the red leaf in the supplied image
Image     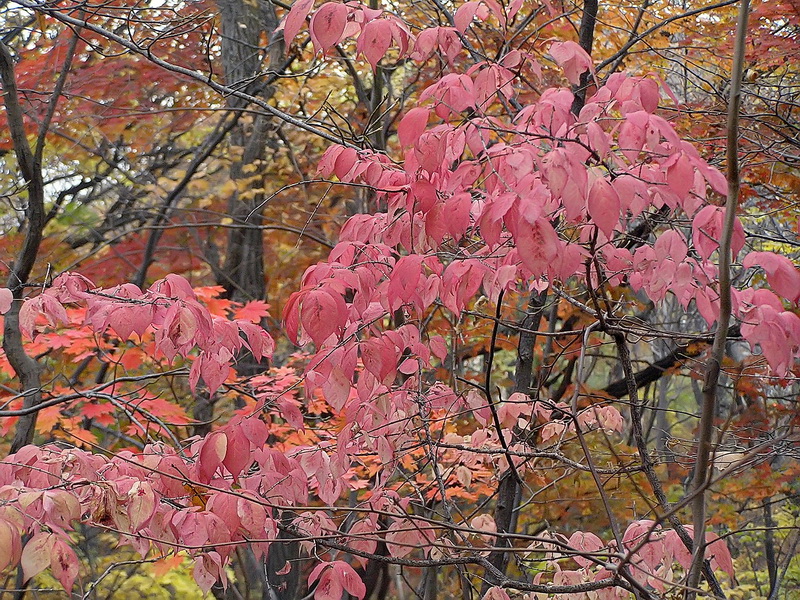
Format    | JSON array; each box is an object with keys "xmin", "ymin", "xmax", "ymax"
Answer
[
  {"xmin": 233, "ymin": 300, "xmax": 271, "ymax": 323},
  {"xmin": 302, "ymin": 288, "xmax": 344, "ymax": 346}
]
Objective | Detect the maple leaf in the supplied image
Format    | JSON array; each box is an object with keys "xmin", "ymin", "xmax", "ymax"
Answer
[{"xmin": 233, "ymin": 300, "xmax": 272, "ymax": 323}]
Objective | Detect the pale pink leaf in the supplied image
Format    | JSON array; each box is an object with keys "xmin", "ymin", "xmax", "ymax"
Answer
[
  {"xmin": 743, "ymin": 251, "xmax": 800, "ymax": 303},
  {"xmin": 0, "ymin": 519, "xmax": 21, "ymax": 572},
  {"xmin": 482, "ymin": 587, "xmax": 511, "ymax": 600},
  {"xmin": 455, "ymin": 2, "xmax": 480, "ymax": 34},
  {"xmin": 193, "ymin": 556, "xmax": 217, "ymax": 593},
  {"xmin": 588, "ymin": 177, "xmax": 621, "ymax": 238},
  {"xmin": 0, "ymin": 289, "xmax": 12, "ymax": 314},
  {"xmin": 21, "ymin": 531, "xmax": 54, "ymax": 581},
  {"xmin": 550, "ymin": 41, "xmax": 593, "ymax": 85},
  {"xmin": 128, "ymin": 481, "xmax": 157, "ymax": 531},
  {"xmin": 568, "ymin": 530, "xmax": 605, "ymax": 568}
]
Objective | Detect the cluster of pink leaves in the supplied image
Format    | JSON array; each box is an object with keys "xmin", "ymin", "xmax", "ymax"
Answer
[
  {"xmin": 0, "ymin": 406, "xmax": 450, "ymax": 597},
  {"xmin": 2, "ymin": 272, "xmax": 274, "ymax": 394},
  {"xmin": 288, "ymin": 66, "xmax": 800, "ymax": 378},
  {"xmin": 282, "ymin": 0, "xmax": 555, "ymax": 70},
  {"xmin": 0, "ymin": 425, "xmax": 731, "ymax": 599},
  {"xmin": 515, "ymin": 521, "xmax": 734, "ymax": 600}
]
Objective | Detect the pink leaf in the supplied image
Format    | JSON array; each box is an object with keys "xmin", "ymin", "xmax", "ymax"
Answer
[
  {"xmin": 21, "ymin": 531, "xmax": 54, "ymax": 581},
  {"xmin": 705, "ymin": 531, "xmax": 735, "ymax": 580},
  {"xmin": 550, "ymin": 41, "xmax": 593, "ymax": 85},
  {"xmin": 454, "ymin": 2, "xmax": 480, "ymax": 34},
  {"xmin": 663, "ymin": 529, "xmax": 692, "ymax": 569},
  {"xmin": 588, "ymin": 177, "xmax": 621, "ymax": 238},
  {"xmin": 692, "ymin": 206, "xmax": 745, "ymax": 261},
  {"xmin": 190, "ymin": 351, "xmax": 232, "ymax": 395},
  {"xmin": 193, "ymin": 555, "xmax": 218, "ymax": 593},
  {"xmin": 743, "ymin": 251, "xmax": 800, "ymax": 303},
  {"xmin": 385, "ymin": 519, "xmax": 433, "ymax": 558},
  {"xmin": 310, "ymin": 3, "xmax": 348, "ymax": 52},
  {"xmin": 515, "ymin": 218, "xmax": 559, "ymax": 278},
  {"xmin": 283, "ymin": 290, "xmax": 303, "ymax": 344},
  {"xmin": 321, "ymin": 366, "xmax": 351, "ymax": 410},
  {"xmin": 482, "ymin": 587, "xmax": 511, "ymax": 600},
  {"xmin": 276, "ymin": 561, "xmax": 292, "ymax": 575},
  {"xmin": 397, "ymin": 108, "xmax": 430, "ymax": 147},
  {"xmin": 198, "ymin": 431, "xmax": 228, "ymax": 483},
  {"xmin": 0, "ymin": 519, "xmax": 22, "ymax": 572},
  {"xmin": 282, "ymin": 0, "xmax": 315, "ymax": 48},
  {"xmin": 302, "ymin": 288, "xmax": 344, "ymax": 346},
  {"xmin": 222, "ymin": 429, "xmax": 252, "ymax": 479},
  {"xmin": 152, "ymin": 273, "xmax": 197, "ymax": 300},
  {"xmin": 237, "ymin": 321, "xmax": 275, "ymax": 362},
  {"xmin": 18, "ymin": 294, "xmax": 69, "ymax": 339},
  {"xmin": 0, "ymin": 288, "xmax": 12, "ymax": 314},
  {"xmin": 128, "ymin": 481, "xmax": 157, "ymax": 531},
  {"xmin": 347, "ymin": 519, "xmax": 378, "ymax": 566},
  {"xmin": 568, "ymin": 530, "xmax": 605, "ymax": 568},
  {"xmin": 359, "ymin": 19, "xmax": 392, "ymax": 68},
  {"xmin": 309, "ymin": 561, "xmax": 366, "ymax": 600},
  {"xmin": 51, "ymin": 538, "xmax": 79, "ymax": 591}
]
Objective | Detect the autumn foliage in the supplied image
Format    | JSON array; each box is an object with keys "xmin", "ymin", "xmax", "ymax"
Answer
[{"xmin": 0, "ymin": 1, "xmax": 799, "ymax": 599}]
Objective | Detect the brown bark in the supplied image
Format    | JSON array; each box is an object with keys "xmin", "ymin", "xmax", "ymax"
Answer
[{"xmin": 1, "ymin": 41, "xmax": 47, "ymax": 454}]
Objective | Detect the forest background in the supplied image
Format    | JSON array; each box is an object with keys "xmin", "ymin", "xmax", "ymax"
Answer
[{"xmin": 0, "ymin": 0, "xmax": 799, "ymax": 599}]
